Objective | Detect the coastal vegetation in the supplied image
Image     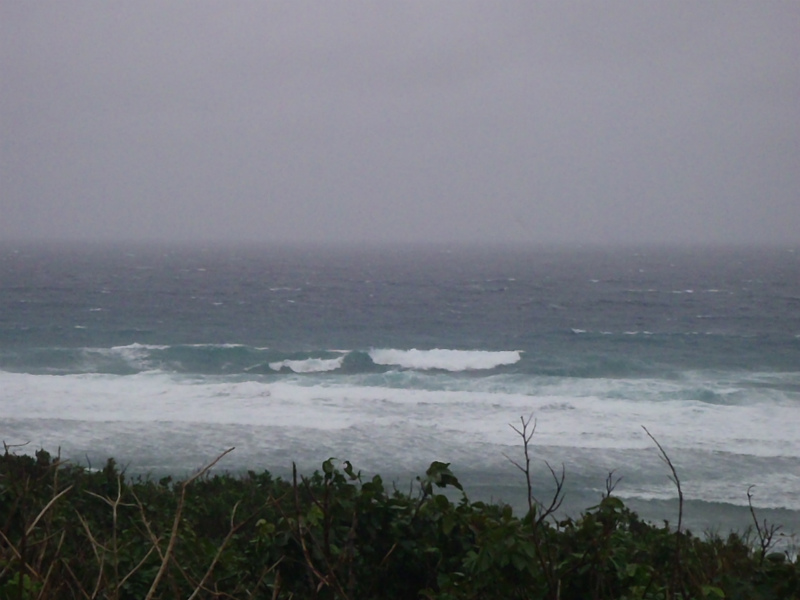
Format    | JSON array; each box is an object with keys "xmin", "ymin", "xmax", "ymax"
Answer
[{"xmin": 1, "ymin": 421, "xmax": 798, "ymax": 599}]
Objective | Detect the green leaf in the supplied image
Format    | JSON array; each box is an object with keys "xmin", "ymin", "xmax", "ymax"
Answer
[
  {"xmin": 424, "ymin": 461, "xmax": 463, "ymax": 490},
  {"xmin": 601, "ymin": 496, "xmax": 624, "ymax": 511},
  {"xmin": 322, "ymin": 457, "xmax": 336, "ymax": 475},
  {"xmin": 519, "ymin": 540, "xmax": 537, "ymax": 559},
  {"xmin": 626, "ymin": 562, "xmax": 640, "ymax": 578},
  {"xmin": 511, "ymin": 552, "xmax": 529, "ymax": 572},
  {"xmin": 442, "ymin": 513, "xmax": 457, "ymax": 535},
  {"xmin": 434, "ymin": 493, "xmax": 451, "ymax": 510},
  {"xmin": 342, "ymin": 460, "xmax": 359, "ymax": 480},
  {"xmin": 306, "ymin": 504, "xmax": 324, "ymax": 527}
]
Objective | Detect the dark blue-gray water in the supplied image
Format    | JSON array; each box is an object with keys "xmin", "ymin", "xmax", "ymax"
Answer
[{"xmin": 2, "ymin": 242, "xmax": 799, "ymax": 543}]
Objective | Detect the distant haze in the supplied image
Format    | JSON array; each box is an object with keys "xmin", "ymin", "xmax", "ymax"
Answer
[{"xmin": 2, "ymin": 2, "xmax": 799, "ymax": 246}]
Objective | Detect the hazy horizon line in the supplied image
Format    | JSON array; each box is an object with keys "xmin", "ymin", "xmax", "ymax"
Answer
[{"xmin": 2, "ymin": 238, "xmax": 797, "ymax": 253}]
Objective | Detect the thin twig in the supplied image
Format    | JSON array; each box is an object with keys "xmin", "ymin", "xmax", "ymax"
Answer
[
  {"xmin": 144, "ymin": 447, "xmax": 235, "ymax": 600},
  {"xmin": 35, "ymin": 530, "xmax": 66, "ymax": 600},
  {"xmin": 131, "ymin": 490, "xmax": 166, "ymax": 563},
  {"xmin": 747, "ymin": 485, "xmax": 781, "ymax": 563},
  {"xmin": 117, "ymin": 544, "xmax": 159, "ymax": 591},
  {"xmin": 642, "ymin": 427, "xmax": 682, "ymax": 536},
  {"xmin": 504, "ymin": 414, "xmax": 564, "ymax": 600},
  {"xmin": 642, "ymin": 426, "xmax": 688, "ymax": 600},
  {"xmin": 186, "ymin": 501, "xmax": 243, "ymax": 600},
  {"xmin": 60, "ymin": 559, "xmax": 92, "ymax": 600},
  {"xmin": 76, "ymin": 512, "xmax": 107, "ymax": 599},
  {"xmin": 25, "ymin": 485, "xmax": 73, "ymax": 536}
]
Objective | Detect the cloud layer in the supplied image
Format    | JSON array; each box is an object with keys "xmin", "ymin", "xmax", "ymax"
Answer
[{"xmin": 2, "ymin": 2, "xmax": 799, "ymax": 245}]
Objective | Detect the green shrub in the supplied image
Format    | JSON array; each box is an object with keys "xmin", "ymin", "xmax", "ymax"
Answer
[{"xmin": 1, "ymin": 442, "xmax": 798, "ymax": 599}]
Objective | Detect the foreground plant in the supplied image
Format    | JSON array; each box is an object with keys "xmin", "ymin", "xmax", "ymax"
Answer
[{"xmin": 1, "ymin": 423, "xmax": 798, "ymax": 599}]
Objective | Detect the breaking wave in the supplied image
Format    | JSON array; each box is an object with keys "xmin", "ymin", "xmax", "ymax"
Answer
[
  {"xmin": 368, "ymin": 348, "xmax": 522, "ymax": 371},
  {"xmin": 0, "ymin": 344, "xmax": 524, "ymax": 376},
  {"xmin": 269, "ymin": 356, "xmax": 346, "ymax": 373}
]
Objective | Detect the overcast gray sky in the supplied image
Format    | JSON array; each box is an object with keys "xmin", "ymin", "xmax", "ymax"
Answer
[{"xmin": 2, "ymin": 2, "xmax": 799, "ymax": 245}]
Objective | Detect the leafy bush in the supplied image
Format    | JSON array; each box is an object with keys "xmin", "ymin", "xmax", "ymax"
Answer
[{"xmin": 1, "ymin": 438, "xmax": 798, "ymax": 599}]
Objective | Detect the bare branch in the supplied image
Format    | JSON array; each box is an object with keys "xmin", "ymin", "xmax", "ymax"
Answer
[
  {"xmin": 642, "ymin": 427, "xmax": 683, "ymax": 535},
  {"xmin": 503, "ymin": 414, "xmax": 536, "ymax": 516},
  {"xmin": 131, "ymin": 490, "xmax": 166, "ymax": 563},
  {"xmin": 747, "ymin": 485, "xmax": 782, "ymax": 563},
  {"xmin": 535, "ymin": 462, "xmax": 566, "ymax": 526},
  {"xmin": 144, "ymin": 447, "xmax": 235, "ymax": 600},
  {"xmin": 26, "ymin": 485, "xmax": 73, "ymax": 537},
  {"xmin": 642, "ymin": 426, "xmax": 688, "ymax": 600},
  {"xmin": 116, "ymin": 544, "xmax": 159, "ymax": 591},
  {"xmin": 186, "ymin": 501, "xmax": 243, "ymax": 600},
  {"xmin": 604, "ymin": 470, "xmax": 622, "ymax": 498},
  {"xmin": 2, "ymin": 440, "xmax": 31, "ymax": 453}
]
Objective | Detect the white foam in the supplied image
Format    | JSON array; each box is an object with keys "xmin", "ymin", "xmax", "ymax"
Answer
[
  {"xmin": 1, "ymin": 368, "xmax": 798, "ymax": 510},
  {"xmin": 269, "ymin": 357, "xmax": 345, "ymax": 373},
  {"xmin": 109, "ymin": 343, "xmax": 170, "ymax": 351},
  {"xmin": 102, "ymin": 343, "xmax": 169, "ymax": 365},
  {"xmin": 369, "ymin": 348, "xmax": 522, "ymax": 371},
  {"xmin": 2, "ymin": 369, "xmax": 797, "ymax": 455},
  {"xmin": 185, "ymin": 343, "xmax": 247, "ymax": 348},
  {"xmin": 614, "ymin": 474, "xmax": 800, "ymax": 510}
]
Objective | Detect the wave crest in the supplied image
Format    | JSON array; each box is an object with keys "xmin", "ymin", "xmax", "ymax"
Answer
[
  {"xmin": 368, "ymin": 348, "xmax": 522, "ymax": 371},
  {"xmin": 269, "ymin": 357, "xmax": 345, "ymax": 373}
]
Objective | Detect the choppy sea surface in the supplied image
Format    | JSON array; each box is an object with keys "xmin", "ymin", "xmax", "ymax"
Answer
[{"xmin": 2, "ymin": 243, "xmax": 799, "ymax": 539}]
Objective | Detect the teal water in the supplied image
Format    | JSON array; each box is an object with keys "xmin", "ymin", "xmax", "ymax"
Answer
[{"xmin": 1, "ymin": 242, "xmax": 799, "ymax": 539}]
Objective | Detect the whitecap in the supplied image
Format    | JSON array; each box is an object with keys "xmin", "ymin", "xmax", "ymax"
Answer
[
  {"xmin": 368, "ymin": 348, "xmax": 521, "ymax": 371},
  {"xmin": 269, "ymin": 357, "xmax": 345, "ymax": 373}
]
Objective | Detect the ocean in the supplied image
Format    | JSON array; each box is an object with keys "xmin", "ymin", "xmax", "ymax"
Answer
[{"xmin": 1, "ymin": 242, "xmax": 799, "ymax": 541}]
